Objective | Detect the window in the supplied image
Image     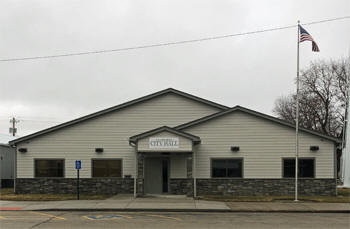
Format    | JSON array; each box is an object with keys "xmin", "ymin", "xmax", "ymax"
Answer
[
  {"xmin": 92, "ymin": 159, "xmax": 122, "ymax": 177},
  {"xmin": 283, "ymin": 158, "xmax": 315, "ymax": 178},
  {"xmin": 212, "ymin": 159, "xmax": 243, "ymax": 178},
  {"xmin": 35, "ymin": 159, "xmax": 64, "ymax": 177}
]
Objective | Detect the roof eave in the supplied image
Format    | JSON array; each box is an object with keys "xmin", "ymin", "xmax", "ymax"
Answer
[
  {"xmin": 129, "ymin": 126, "xmax": 201, "ymax": 144},
  {"xmin": 11, "ymin": 88, "xmax": 227, "ymax": 145},
  {"xmin": 176, "ymin": 106, "xmax": 341, "ymax": 144}
]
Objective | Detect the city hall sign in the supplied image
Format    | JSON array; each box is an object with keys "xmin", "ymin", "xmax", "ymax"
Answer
[{"xmin": 149, "ymin": 137, "xmax": 179, "ymax": 149}]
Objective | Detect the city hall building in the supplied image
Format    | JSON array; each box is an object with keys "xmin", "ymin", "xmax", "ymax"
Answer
[{"xmin": 10, "ymin": 88, "xmax": 340, "ymax": 196}]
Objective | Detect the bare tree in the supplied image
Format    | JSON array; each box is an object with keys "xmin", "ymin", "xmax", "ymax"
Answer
[{"xmin": 273, "ymin": 58, "xmax": 349, "ymax": 138}]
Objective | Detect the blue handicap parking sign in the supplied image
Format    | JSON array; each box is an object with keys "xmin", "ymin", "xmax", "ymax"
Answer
[{"xmin": 75, "ymin": 160, "xmax": 81, "ymax": 170}]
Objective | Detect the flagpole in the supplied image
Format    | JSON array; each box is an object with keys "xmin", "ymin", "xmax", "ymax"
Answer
[{"xmin": 295, "ymin": 20, "xmax": 300, "ymax": 202}]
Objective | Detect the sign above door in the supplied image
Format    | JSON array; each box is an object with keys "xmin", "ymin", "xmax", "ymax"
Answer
[{"xmin": 149, "ymin": 137, "xmax": 179, "ymax": 149}]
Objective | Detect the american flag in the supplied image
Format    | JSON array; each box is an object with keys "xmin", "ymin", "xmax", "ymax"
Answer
[{"xmin": 299, "ymin": 25, "xmax": 320, "ymax": 52}]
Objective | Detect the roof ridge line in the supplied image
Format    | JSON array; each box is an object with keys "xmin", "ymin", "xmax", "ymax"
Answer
[
  {"xmin": 174, "ymin": 106, "xmax": 239, "ymax": 129},
  {"xmin": 175, "ymin": 105, "xmax": 341, "ymax": 143},
  {"xmin": 10, "ymin": 88, "xmax": 226, "ymax": 145},
  {"xmin": 129, "ymin": 125, "xmax": 201, "ymax": 143}
]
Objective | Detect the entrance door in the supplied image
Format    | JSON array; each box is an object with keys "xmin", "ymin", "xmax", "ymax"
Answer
[{"xmin": 144, "ymin": 158, "xmax": 169, "ymax": 194}]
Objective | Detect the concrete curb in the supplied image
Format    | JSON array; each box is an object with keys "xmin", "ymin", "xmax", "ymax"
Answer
[{"xmin": 2, "ymin": 208, "xmax": 349, "ymax": 213}]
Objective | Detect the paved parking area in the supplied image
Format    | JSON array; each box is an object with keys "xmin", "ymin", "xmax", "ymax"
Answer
[{"xmin": 0, "ymin": 211, "xmax": 349, "ymax": 229}]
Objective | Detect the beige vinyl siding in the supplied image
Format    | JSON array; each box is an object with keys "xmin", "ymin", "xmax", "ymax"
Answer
[
  {"xmin": 16, "ymin": 93, "xmax": 220, "ymax": 178},
  {"xmin": 185, "ymin": 111, "xmax": 335, "ymax": 179},
  {"xmin": 137, "ymin": 131, "xmax": 193, "ymax": 152},
  {"xmin": 170, "ymin": 154, "xmax": 187, "ymax": 178}
]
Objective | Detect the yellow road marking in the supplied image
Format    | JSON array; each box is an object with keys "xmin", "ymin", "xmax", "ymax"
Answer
[
  {"xmin": 30, "ymin": 212, "xmax": 66, "ymax": 220},
  {"xmin": 0, "ymin": 216, "xmax": 6, "ymax": 219},
  {"xmin": 146, "ymin": 214, "xmax": 182, "ymax": 221},
  {"xmin": 82, "ymin": 216, "xmax": 94, "ymax": 220}
]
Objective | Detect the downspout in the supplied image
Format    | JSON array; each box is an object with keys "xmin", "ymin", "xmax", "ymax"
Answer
[
  {"xmin": 193, "ymin": 144, "xmax": 197, "ymax": 198},
  {"xmin": 335, "ymin": 143, "xmax": 338, "ymax": 195},
  {"xmin": 15, "ymin": 146, "xmax": 16, "ymax": 193},
  {"xmin": 12, "ymin": 144, "xmax": 17, "ymax": 193},
  {"xmin": 129, "ymin": 141, "xmax": 137, "ymax": 198}
]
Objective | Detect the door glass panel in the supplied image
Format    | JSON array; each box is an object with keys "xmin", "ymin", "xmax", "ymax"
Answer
[{"xmin": 162, "ymin": 159, "xmax": 168, "ymax": 193}]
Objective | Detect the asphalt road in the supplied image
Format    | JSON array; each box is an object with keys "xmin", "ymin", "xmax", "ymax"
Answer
[{"xmin": 0, "ymin": 211, "xmax": 349, "ymax": 229}]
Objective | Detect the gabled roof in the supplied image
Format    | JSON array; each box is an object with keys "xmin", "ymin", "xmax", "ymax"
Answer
[
  {"xmin": 175, "ymin": 105, "xmax": 341, "ymax": 143},
  {"xmin": 129, "ymin": 126, "xmax": 201, "ymax": 145},
  {"xmin": 0, "ymin": 143, "xmax": 10, "ymax": 147},
  {"xmin": 10, "ymin": 88, "xmax": 228, "ymax": 145},
  {"xmin": 0, "ymin": 134, "xmax": 17, "ymax": 144}
]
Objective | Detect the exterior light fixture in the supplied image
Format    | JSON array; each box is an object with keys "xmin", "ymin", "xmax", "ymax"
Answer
[
  {"xmin": 95, "ymin": 148, "xmax": 104, "ymax": 153},
  {"xmin": 310, "ymin": 146, "xmax": 319, "ymax": 151},
  {"xmin": 231, "ymin": 146, "xmax": 240, "ymax": 152},
  {"xmin": 18, "ymin": 148, "xmax": 27, "ymax": 153}
]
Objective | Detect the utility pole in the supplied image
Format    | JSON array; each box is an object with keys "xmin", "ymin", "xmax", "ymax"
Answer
[{"xmin": 9, "ymin": 117, "xmax": 19, "ymax": 137}]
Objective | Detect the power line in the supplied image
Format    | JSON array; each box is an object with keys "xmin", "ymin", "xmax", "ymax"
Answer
[
  {"xmin": 20, "ymin": 119, "xmax": 61, "ymax": 123},
  {"xmin": 0, "ymin": 118, "xmax": 61, "ymax": 123},
  {"xmin": 302, "ymin": 16, "xmax": 350, "ymax": 26},
  {"xmin": 0, "ymin": 15, "xmax": 349, "ymax": 62},
  {"xmin": 22, "ymin": 119, "xmax": 55, "ymax": 122}
]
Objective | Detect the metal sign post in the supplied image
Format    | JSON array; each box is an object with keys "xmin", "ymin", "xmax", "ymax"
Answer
[{"xmin": 75, "ymin": 160, "xmax": 81, "ymax": 200}]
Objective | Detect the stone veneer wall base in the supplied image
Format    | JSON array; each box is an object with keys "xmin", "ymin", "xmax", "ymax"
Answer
[
  {"xmin": 15, "ymin": 178, "xmax": 134, "ymax": 194},
  {"xmin": 15, "ymin": 178, "xmax": 336, "ymax": 196},
  {"xmin": 196, "ymin": 178, "xmax": 336, "ymax": 196},
  {"xmin": 169, "ymin": 178, "xmax": 193, "ymax": 196}
]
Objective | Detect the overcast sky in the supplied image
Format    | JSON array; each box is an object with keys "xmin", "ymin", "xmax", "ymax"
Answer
[{"xmin": 0, "ymin": 0, "xmax": 349, "ymax": 137}]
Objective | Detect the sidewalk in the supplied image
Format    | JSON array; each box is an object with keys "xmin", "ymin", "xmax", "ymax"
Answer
[
  {"xmin": 226, "ymin": 201, "xmax": 350, "ymax": 213},
  {"xmin": 0, "ymin": 195, "xmax": 349, "ymax": 213}
]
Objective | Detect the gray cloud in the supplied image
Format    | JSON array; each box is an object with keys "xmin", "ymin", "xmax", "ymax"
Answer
[{"xmin": 1, "ymin": 0, "xmax": 349, "ymax": 136}]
